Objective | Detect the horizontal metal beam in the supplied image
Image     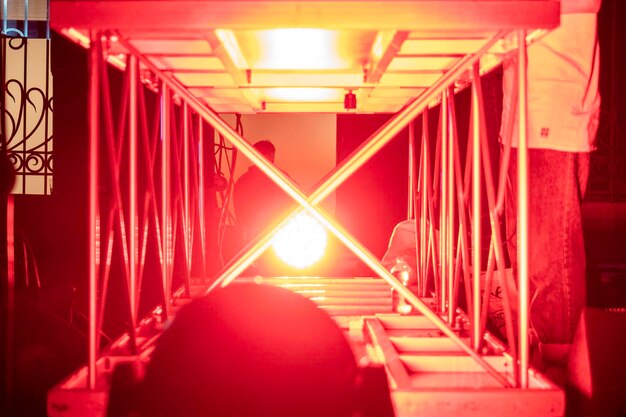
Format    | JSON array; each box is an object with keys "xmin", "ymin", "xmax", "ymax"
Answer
[{"xmin": 51, "ymin": 1, "xmax": 559, "ymax": 31}]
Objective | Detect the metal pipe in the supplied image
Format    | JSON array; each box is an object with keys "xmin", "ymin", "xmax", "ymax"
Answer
[
  {"xmin": 415, "ymin": 131, "xmax": 424, "ymax": 292},
  {"xmin": 419, "ymin": 111, "xmax": 429, "ymax": 297},
  {"xmin": 4, "ymin": 196, "xmax": 15, "ymax": 408},
  {"xmin": 409, "ymin": 121, "xmax": 423, "ymax": 287},
  {"xmin": 449, "ymin": 89, "xmax": 472, "ymax": 329},
  {"xmin": 44, "ymin": 40, "xmax": 51, "ymax": 192},
  {"xmin": 495, "ymin": 141, "xmax": 512, "ymax": 217},
  {"xmin": 198, "ymin": 119, "xmax": 206, "ymax": 275},
  {"xmin": 160, "ymin": 84, "xmax": 171, "ymax": 318},
  {"xmin": 446, "ymin": 89, "xmax": 456, "ymax": 325},
  {"xmin": 609, "ymin": 0, "xmax": 617, "ymax": 199},
  {"xmin": 517, "ymin": 29, "xmax": 530, "ymax": 388},
  {"xmin": 87, "ymin": 33, "xmax": 101, "ymax": 390},
  {"xmin": 24, "ymin": 0, "xmax": 28, "ymax": 39},
  {"xmin": 2, "ymin": 0, "xmax": 6, "ymax": 34},
  {"xmin": 408, "ymin": 122, "xmax": 415, "ymax": 220},
  {"xmin": 471, "ymin": 63, "xmax": 482, "ymax": 350},
  {"xmin": 426, "ymin": 121, "xmax": 441, "ymax": 297},
  {"xmin": 183, "ymin": 104, "xmax": 191, "ymax": 271},
  {"xmin": 128, "ymin": 54, "xmax": 138, "ymax": 328},
  {"xmin": 440, "ymin": 90, "xmax": 448, "ymax": 314},
  {"xmin": 1, "ymin": 30, "xmax": 13, "ymax": 412},
  {"xmin": 495, "ymin": 62, "xmax": 516, "ymax": 217},
  {"xmin": 480, "ymin": 242, "xmax": 496, "ymax": 340}
]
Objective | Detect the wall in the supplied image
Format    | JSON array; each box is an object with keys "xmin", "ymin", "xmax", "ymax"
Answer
[{"xmin": 221, "ymin": 113, "xmax": 337, "ymax": 214}]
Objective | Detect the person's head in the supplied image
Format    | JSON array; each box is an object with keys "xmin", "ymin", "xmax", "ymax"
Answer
[
  {"xmin": 139, "ymin": 284, "xmax": 362, "ymax": 417},
  {"xmin": 253, "ymin": 140, "xmax": 276, "ymax": 163}
]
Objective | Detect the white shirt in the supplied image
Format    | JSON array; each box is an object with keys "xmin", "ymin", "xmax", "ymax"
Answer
[{"xmin": 501, "ymin": 13, "xmax": 601, "ymax": 152}]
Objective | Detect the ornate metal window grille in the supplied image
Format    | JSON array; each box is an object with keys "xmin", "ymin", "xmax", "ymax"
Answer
[{"xmin": 2, "ymin": 0, "xmax": 53, "ymax": 195}]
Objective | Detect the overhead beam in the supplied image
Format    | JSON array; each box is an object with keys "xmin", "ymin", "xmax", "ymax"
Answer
[
  {"xmin": 365, "ymin": 30, "xmax": 409, "ymax": 84},
  {"xmin": 51, "ymin": 1, "xmax": 559, "ymax": 31}
]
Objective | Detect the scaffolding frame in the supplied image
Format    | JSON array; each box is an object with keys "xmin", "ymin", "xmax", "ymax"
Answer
[{"xmin": 45, "ymin": 2, "xmax": 564, "ymax": 416}]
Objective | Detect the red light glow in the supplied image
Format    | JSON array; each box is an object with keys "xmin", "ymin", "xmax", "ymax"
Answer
[{"xmin": 271, "ymin": 213, "xmax": 328, "ymax": 269}]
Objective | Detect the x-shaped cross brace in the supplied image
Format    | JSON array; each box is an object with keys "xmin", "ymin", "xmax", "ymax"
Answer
[{"xmin": 120, "ymin": 32, "xmax": 511, "ymax": 386}]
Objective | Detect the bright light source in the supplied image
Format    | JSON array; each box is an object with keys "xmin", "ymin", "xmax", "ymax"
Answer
[
  {"xmin": 257, "ymin": 29, "xmax": 344, "ymax": 70},
  {"xmin": 272, "ymin": 213, "xmax": 328, "ymax": 269},
  {"xmin": 263, "ymin": 87, "xmax": 341, "ymax": 102},
  {"xmin": 240, "ymin": 29, "xmax": 352, "ymax": 70}
]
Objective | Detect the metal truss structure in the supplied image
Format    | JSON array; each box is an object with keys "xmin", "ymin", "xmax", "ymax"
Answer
[{"xmin": 46, "ymin": 1, "xmax": 566, "ymax": 416}]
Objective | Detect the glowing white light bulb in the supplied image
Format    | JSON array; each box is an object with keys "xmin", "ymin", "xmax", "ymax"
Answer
[{"xmin": 272, "ymin": 213, "xmax": 327, "ymax": 269}]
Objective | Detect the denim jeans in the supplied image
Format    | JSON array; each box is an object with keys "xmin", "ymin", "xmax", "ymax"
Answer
[{"xmin": 506, "ymin": 149, "xmax": 589, "ymax": 345}]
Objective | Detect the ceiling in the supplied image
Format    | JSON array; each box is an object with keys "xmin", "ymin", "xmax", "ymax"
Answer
[{"xmin": 50, "ymin": 1, "xmax": 560, "ymax": 114}]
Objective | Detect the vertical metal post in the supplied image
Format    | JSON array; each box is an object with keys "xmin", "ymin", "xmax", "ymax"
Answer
[
  {"xmin": 198, "ymin": 118, "xmax": 206, "ymax": 276},
  {"xmin": 419, "ymin": 111, "xmax": 429, "ymax": 297},
  {"xmin": 44, "ymin": 40, "xmax": 51, "ymax": 193},
  {"xmin": 446, "ymin": 89, "xmax": 456, "ymax": 325},
  {"xmin": 160, "ymin": 84, "xmax": 171, "ymax": 317},
  {"xmin": 4, "ymin": 196, "xmax": 15, "ymax": 410},
  {"xmin": 609, "ymin": 0, "xmax": 616, "ymax": 199},
  {"xmin": 1, "ymin": 33, "xmax": 14, "ymax": 411},
  {"xmin": 408, "ymin": 122, "xmax": 415, "ymax": 220},
  {"xmin": 471, "ymin": 63, "xmax": 483, "ymax": 351},
  {"xmin": 517, "ymin": 29, "xmax": 530, "ymax": 388},
  {"xmin": 24, "ymin": 0, "xmax": 28, "ymax": 37},
  {"xmin": 87, "ymin": 33, "xmax": 101, "ymax": 390},
  {"xmin": 439, "ymin": 91, "xmax": 448, "ymax": 314},
  {"xmin": 2, "ymin": 0, "xmax": 7, "ymax": 34},
  {"xmin": 45, "ymin": 0, "xmax": 50, "ymax": 38},
  {"xmin": 128, "ymin": 54, "xmax": 138, "ymax": 325},
  {"xmin": 183, "ymin": 103, "xmax": 191, "ymax": 272}
]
